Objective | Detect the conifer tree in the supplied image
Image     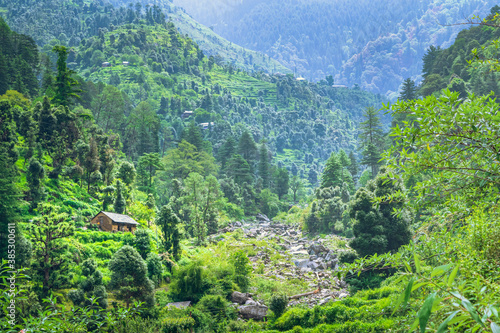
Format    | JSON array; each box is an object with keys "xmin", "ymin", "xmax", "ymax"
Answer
[
  {"xmin": 134, "ymin": 228, "xmax": 152, "ymax": 259},
  {"xmin": 182, "ymin": 120, "xmax": 204, "ymax": 151},
  {"xmin": 349, "ymin": 169, "xmax": 412, "ymax": 257},
  {"xmin": 156, "ymin": 205, "xmax": 181, "ymax": 259},
  {"xmin": 108, "ymin": 245, "xmax": 155, "ymax": 307},
  {"xmin": 337, "ymin": 149, "xmax": 350, "ymax": 168},
  {"xmin": 83, "ymin": 137, "xmax": 101, "ymax": 193},
  {"xmin": 68, "ymin": 258, "xmax": 108, "ymax": 309},
  {"xmin": 27, "ymin": 157, "xmax": 46, "ymax": 212},
  {"xmin": 29, "ymin": 204, "xmax": 75, "ymax": 294},
  {"xmin": 237, "ymin": 130, "xmax": 257, "ymax": 167},
  {"xmin": 227, "ymin": 154, "xmax": 253, "ymax": 186},
  {"xmin": 258, "ymin": 143, "xmax": 271, "ymax": 188},
  {"xmin": 399, "ymin": 78, "xmax": 417, "ymax": 101},
  {"xmin": 218, "ymin": 136, "xmax": 236, "ymax": 169},
  {"xmin": 114, "ymin": 180, "xmax": 126, "ymax": 214},
  {"xmin": 146, "ymin": 253, "xmax": 164, "ymax": 287},
  {"xmin": 52, "ymin": 45, "xmax": 80, "ymax": 107},
  {"xmin": 274, "ymin": 168, "xmax": 290, "ymax": 200},
  {"xmin": 347, "ymin": 151, "xmax": 359, "ymax": 179},
  {"xmin": 359, "ymin": 107, "xmax": 384, "ymax": 178},
  {"xmin": 321, "ymin": 152, "xmax": 342, "ymax": 188},
  {"xmin": 117, "ymin": 161, "xmax": 136, "ymax": 186}
]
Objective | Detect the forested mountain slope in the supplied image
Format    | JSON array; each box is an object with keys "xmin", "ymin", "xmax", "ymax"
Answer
[
  {"xmin": 0, "ymin": 0, "xmax": 290, "ymax": 75},
  {"xmin": 173, "ymin": 0, "xmax": 497, "ymax": 99},
  {"xmin": 72, "ymin": 19, "xmax": 386, "ymax": 188}
]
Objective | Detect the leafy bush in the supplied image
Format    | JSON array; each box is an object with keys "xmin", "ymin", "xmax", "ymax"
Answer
[
  {"xmin": 169, "ymin": 261, "xmax": 207, "ymax": 302},
  {"xmin": 161, "ymin": 317, "xmax": 195, "ymax": 333},
  {"xmin": 269, "ymin": 293, "xmax": 289, "ymax": 318}
]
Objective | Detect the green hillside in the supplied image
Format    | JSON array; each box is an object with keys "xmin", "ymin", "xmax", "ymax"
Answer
[{"xmin": 72, "ymin": 20, "xmax": 386, "ymax": 183}]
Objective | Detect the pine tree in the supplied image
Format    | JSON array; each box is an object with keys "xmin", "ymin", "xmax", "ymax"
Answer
[
  {"xmin": 84, "ymin": 137, "xmax": 101, "ymax": 193},
  {"xmin": 359, "ymin": 107, "xmax": 384, "ymax": 178},
  {"xmin": 274, "ymin": 168, "xmax": 289, "ymax": 200},
  {"xmin": 227, "ymin": 154, "xmax": 253, "ymax": 186},
  {"xmin": 347, "ymin": 151, "xmax": 359, "ymax": 180},
  {"xmin": 237, "ymin": 130, "xmax": 257, "ymax": 167},
  {"xmin": 28, "ymin": 204, "xmax": 75, "ymax": 294},
  {"xmin": 156, "ymin": 205, "xmax": 181, "ymax": 259},
  {"xmin": 399, "ymin": 78, "xmax": 417, "ymax": 101},
  {"xmin": 349, "ymin": 169, "xmax": 412, "ymax": 257},
  {"xmin": 27, "ymin": 157, "xmax": 46, "ymax": 212},
  {"xmin": 182, "ymin": 120, "xmax": 204, "ymax": 151},
  {"xmin": 218, "ymin": 136, "xmax": 236, "ymax": 169},
  {"xmin": 52, "ymin": 45, "xmax": 80, "ymax": 107},
  {"xmin": 258, "ymin": 143, "xmax": 271, "ymax": 188},
  {"xmin": 113, "ymin": 180, "xmax": 126, "ymax": 214},
  {"xmin": 108, "ymin": 245, "xmax": 155, "ymax": 307},
  {"xmin": 337, "ymin": 149, "xmax": 350, "ymax": 168},
  {"xmin": 321, "ymin": 152, "xmax": 343, "ymax": 188}
]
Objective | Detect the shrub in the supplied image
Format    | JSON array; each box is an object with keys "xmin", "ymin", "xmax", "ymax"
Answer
[
  {"xmin": 269, "ymin": 293, "xmax": 289, "ymax": 318},
  {"xmin": 169, "ymin": 261, "xmax": 206, "ymax": 302}
]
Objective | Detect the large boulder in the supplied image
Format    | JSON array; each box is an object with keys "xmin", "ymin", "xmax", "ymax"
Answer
[
  {"xmin": 238, "ymin": 304, "xmax": 268, "ymax": 320},
  {"xmin": 232, "ymin": 291, "xmax": 250, "ymax": 305},
  {"xmin": 294, "ymin": 259, "xmax": 310, "ymax": 268},
  {"xmin": 309, "ymin": 242, "xmax": 327, "ymax": 255}
]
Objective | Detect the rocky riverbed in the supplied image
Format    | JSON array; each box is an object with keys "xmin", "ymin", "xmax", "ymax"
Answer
[{"xmin": 212, "ymin": 214, "xmax": 352, "ymax": 316}]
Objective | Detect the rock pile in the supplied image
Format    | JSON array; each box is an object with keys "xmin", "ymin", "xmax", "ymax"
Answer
[{"xmin": 215, "ymin": 215, "xmax": 351, "ymax": 309}]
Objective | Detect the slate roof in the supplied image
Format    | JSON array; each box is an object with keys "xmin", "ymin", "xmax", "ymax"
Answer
[
  {"xmin": 100, "ymin": 212, "xmax": 139, "ymax": 225},
  {"xmin": 166, "ymin": 301, "xmax": 191, "ymax": 309}
]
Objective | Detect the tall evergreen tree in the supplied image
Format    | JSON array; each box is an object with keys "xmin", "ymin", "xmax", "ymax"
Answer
[
  {"xmin": 218, "ymin": 136, "xmax": 236, "ymax": 169},
  {"xmin": 114, "ymin": 180, "xmax": 126, "ymax": 214},
  {"xmin": 359, "ymin": 107, "xmax": 384, "ymax": 178},
  {"xmin": 26, "ymin": 157, "xmax": 46, "ymax": 212},
  {"xmin": 320, "ymin": 152, "xmax": 342, "ymax": 188},
  {"xmin": 399, "ymin": 78, "xmax": 417, "ymax": 101},
  {"xmin": 108, "ymin": 245, "xmax": 155, "ymax": 307},
  {"xmin": 68, "ymin": 258, "xmax": 108, "ymax": 309},
  {"xmin": 28, "ymin": 204, "xmax": 75, "ymax": 294},
  {"xmin": 347, "ymin": 151, "xmax": 359, "ymax": 180},
  {"xmin": 156, "ymin": 205, "xmax": 181, "ymax": 259},
  {"xmin": 237, "ymin": 130, "xmax": 257, "ymax": 167},
  {"xmin": 52, "ymin": 45, "xmax": 80, "ymax": 107},
  {"xmin": 349, "ymin": 169, "xmax": 412, "ymax": 257},
  {"xmin": 258, "ymin": 143, "xmax": 271, "ymax": 188},
  {"xmin": 274, "ymin": 168, "xmax": 289, "ymax": 200},
  {"xmin": 182, "ymin": 120, "xmax": 204, "ymax": 151},
  {"xmin": 227, "ymin": 154, "xmax": 253, "ymax": 186}
]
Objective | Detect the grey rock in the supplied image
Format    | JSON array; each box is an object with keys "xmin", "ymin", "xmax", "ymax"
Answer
[
  {"xmin": 238, "ymin": 304, "xmax": 268, "ymax": 320},
  {"xmin": 232, "ymin": 291, "xmax": 250, "ymax": 305},
  {"xmin": 294, "ymin": 259, "xmax": 310, "ymax": 268}
]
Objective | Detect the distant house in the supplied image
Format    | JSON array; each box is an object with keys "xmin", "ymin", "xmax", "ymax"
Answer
[
  {"xmin": 199, "ymin": 122, "xmax": 214, "ymax": 130},
  {"xmin": 332, "ymin": 84, "xmax": 347, "ymax": 88},
  {"xmin": 296, "ymin": 77, "xmax": 306, "ymax": 81},
  {"xmin": 90, "ymin": 211, "xmax": 139, "ymax": 233},
  {"xmin": 166, "ymin": 301, "xmax": 191, "ymax": 309},
  {"xmin": 102, "ymin": 62, "xmax": 111, "ymax": 68},
  {"xmin": 181, "ymin": 111, "xmax": 194, "ymax": 119},
  {"xmin": 122, "ymin": 61, "xmax": 129, "ymax": 66}
]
